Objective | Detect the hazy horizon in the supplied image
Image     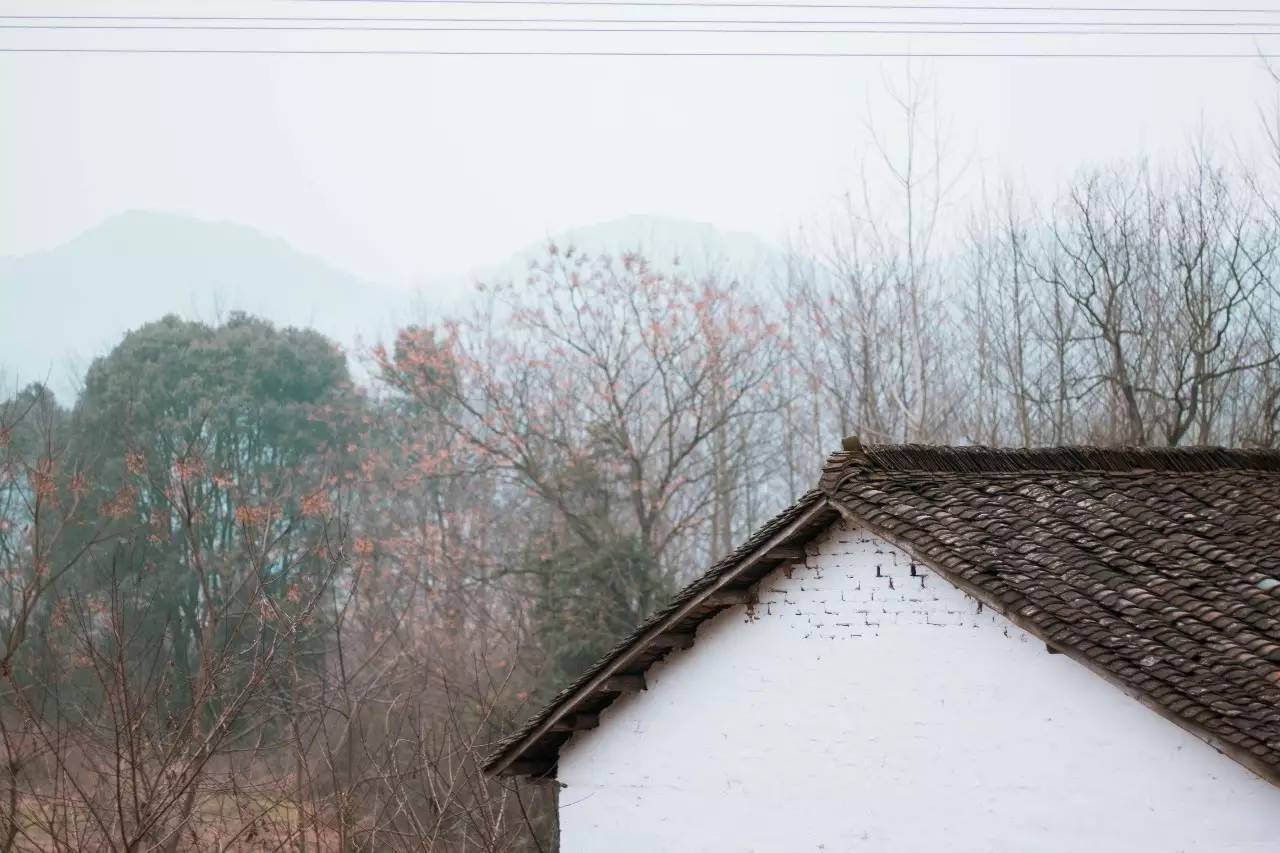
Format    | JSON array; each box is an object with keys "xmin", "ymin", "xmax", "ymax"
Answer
[
  {"xmin": 11, "ymin": 0, "xmax": 1280, "ymax": 397},
  {"xmin": 8, "ymin": 0, "xmax": 1280, "ymax": 291},
  {"xmin": 0, "ymin": 207, "xmax": 796, "ymax": 399}
]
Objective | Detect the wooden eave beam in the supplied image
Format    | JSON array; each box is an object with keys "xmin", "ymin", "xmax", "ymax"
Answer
[
  {"xmin": 550, "ymin": 713, "xmax": 600, "ymax": 732},
  {"xmin": 765, "ymin": 545, "xmax": 805, "ymax": 561},
  {"xmin": 649, "ymin": 632, "xmax": 695, "ymax": 651},
  {"xmin": 601, "ymin": 674, "xmax": 646, "ymax": 693},
  {"xmin": 504, "ymin": 759, "xmax": 555, "ymax": 778},
  {"xmin": 704, "ymin": 588, "xmax": 752, "ymax": 607}
]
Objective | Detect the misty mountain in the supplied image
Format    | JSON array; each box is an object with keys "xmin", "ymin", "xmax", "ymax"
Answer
[
  {"xmin": 465, "ymin": 214, "xmax": 791, "ymax": 287},
  {"xmin": 1, "ymin": 211, "xmax": 405, "ymax": 402},
  {"xmin": 1, "ymin": 211, "xmax": 791, "ymax": 403}
]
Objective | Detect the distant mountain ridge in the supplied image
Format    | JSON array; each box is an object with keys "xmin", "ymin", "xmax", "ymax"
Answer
[
  {"xmin": 465, "ymin": 214, "xmax": 790, "ymax": 286},
  {"xmin": 2, "ymin": 211, "xmax": 789, "ymax": 402},
  {"xmin": 0, "ymin": 211, "xmax": 404, "ymax": 401}
]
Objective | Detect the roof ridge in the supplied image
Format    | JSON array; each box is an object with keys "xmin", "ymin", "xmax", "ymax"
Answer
[{"xmin": 823, "ymin": 441, "xmax": 1280, "ymax": 478}]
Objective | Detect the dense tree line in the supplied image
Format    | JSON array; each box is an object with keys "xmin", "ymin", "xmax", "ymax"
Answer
[{"xmin": 4, "ymin": 138, "xmax": 1280, "ymax": 850}]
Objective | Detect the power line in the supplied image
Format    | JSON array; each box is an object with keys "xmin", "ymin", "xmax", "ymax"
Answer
[
  {"xmin": 9, "ymin": 23, "xmax": 1280, "ymax": 35},
  {"xmin": 8, "ymin": 15, "xmax": 1280, "ymax": 27},
  {"xmin": 10, "ymin": 7, "xmax": 1280, "ymax": 54},
  {"xmin": 277, "ymin": 0, "xmax": 1280, "ymax": 11},
  {"xmin": 3, "ymin": 47, "xmax": 1278, "ymax": 56}
]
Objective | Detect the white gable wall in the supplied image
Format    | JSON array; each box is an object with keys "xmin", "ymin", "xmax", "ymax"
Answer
[{"xmin": 556, "ymin": 520, "xmax": 1280, "ymax": 853}]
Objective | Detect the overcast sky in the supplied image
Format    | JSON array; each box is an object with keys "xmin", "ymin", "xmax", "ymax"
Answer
[{"xmin": 5, "ymin": 0, "xmax": 1280, "ymax": 288}]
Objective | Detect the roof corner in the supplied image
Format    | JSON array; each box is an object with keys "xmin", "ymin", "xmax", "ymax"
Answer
[{"xmin": 819, "ymin": 435, "xmax": 870, "ymax": 493}]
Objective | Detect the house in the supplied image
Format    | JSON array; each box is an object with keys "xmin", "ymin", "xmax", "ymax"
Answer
[{"xmin": 485, "ymin": 442, "xmax": 1280, "ymax": 852}]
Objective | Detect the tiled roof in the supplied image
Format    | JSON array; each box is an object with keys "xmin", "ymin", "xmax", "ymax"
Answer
[
  {"xmin": 486, "ymin": 443, "xmax": 1280, "ymax": 784},
  {"xmin": 825, "ymin": 443, "xmax": 1280, "ymax": 783}
]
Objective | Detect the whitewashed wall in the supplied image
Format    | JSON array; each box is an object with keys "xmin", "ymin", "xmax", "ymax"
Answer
[{"xmin": 556, "ymin": 519, "xmax": 1280, "ymax": 853}]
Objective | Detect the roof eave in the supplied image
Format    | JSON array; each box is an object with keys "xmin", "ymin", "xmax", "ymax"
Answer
[{"xmin": 484, "ymin": 495, "xmax": 835, "ymax": 778}]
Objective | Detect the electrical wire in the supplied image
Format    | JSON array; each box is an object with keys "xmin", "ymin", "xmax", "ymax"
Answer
[
  {"xmin": 10, "ymin": 4, "xmax": 1280, "ymax": 57},
  {"xmin": 276, "ymin": 0, "xmax": 1280, "ymax": 11},
  {"xmin": 7, "ymin": 23, "xmax": 1280, "ymax": 35},
  {"xmin": 3, "ymin": 47, "xmax": 1278, "ymax": 56},
  {"xmin": 7, "ymin": 15, "xmax": 1280, "ymax": 27}
]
